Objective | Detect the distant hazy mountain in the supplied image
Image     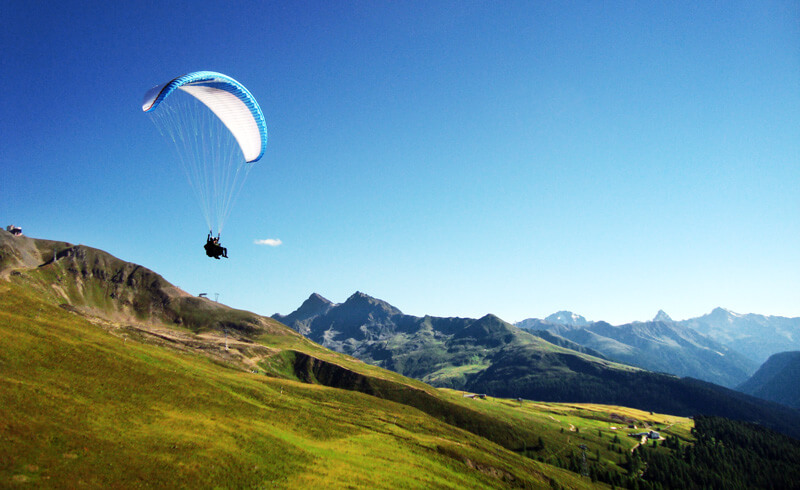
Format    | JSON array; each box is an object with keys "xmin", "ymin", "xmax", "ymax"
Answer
[
  {"xmin": 678, "ymin": 308, "xmax": 800, "ymax": 364},
  {"xmin": 653, "ymin": 310, "xmax": 673, "ymax": 322},
  {"xmin": 515, "ymin": 316, "xmax": 757, "ymax": 388},
  {"xmin": 545, "ymin": 311, "xmax": 590, "ymax": 326},
  {"xmin": 738, "ymin": 351, "xmax": 800, "ymax": 410}
]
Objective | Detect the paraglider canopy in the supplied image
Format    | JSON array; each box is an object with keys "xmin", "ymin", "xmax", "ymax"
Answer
[{"xmin": 143, "ymin": 71, "xmax": 267, "ymax": 163}]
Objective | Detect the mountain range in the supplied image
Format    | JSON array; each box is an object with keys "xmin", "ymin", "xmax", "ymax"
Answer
[
  {"xmin": 519, "ymin": 308, "xmax": 800, "ymax": 367},
  {"xmin": 516, "ymin": 315, "xmax": 757, "ymax": 388},
  {"xmin": 274, "ymin": 291, "xmax": 583, "ymax": 388},
  {"xmin": 274, "ymin": 292, "xmax": 800, "ymax": 438},
  {"xmin": 679, "ymin": 308, "xmax": 800, "ymax": 364}
]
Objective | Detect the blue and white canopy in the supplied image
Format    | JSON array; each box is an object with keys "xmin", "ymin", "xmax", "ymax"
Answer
[{"xmin": 143, "ymin": 71, "xmax": 267, "ymax": 163}]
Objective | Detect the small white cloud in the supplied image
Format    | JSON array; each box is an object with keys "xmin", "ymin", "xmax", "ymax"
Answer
[{"xmin": 254, "ymin": 238, "xmax": 282, "ymax": 247}]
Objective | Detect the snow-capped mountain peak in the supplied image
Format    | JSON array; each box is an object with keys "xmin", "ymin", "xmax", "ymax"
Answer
[{"xmin": 545, "ymin": 311, "xmax": 589, "ymax": 326}]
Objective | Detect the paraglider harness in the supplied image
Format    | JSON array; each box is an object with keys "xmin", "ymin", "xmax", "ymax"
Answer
[{"xmin": 204, "ymin": 232, "xmax": 228, "ymax": 259}]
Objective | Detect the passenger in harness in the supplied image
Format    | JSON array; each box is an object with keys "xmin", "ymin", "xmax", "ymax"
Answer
[{"xmin": 204, "ymin": 233, "xmax": 228, "ymax": 259}]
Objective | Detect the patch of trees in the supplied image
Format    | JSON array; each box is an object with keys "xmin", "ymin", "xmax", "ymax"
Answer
[
  {"xmin": 534, "ymin": 416, "xmax": 800, "ymax": 489},
  {"xmin": 636, "ymin": 416, "xmax": 800, "ymax": 490}
]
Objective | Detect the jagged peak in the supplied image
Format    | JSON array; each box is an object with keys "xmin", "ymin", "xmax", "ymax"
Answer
[
  {"xmin": 708, "ymin": 307, "xmax": 742, "ymax": 321},
  {"xmin": 654, "ymin": 310, "xmax": 673, "ymax": 323},
  {"xmin": 304, "ymin": 293, "xmax": 333, "ymax": 308},
  {"xmin": 275, "ymin": 292, "xmax": 335, "ymax": 321},
  {"xmin": 346, "ymin": 291, "xmax": 372, "ymax": 301},
  {"xmin": 342, "ymin": 291, "xmax": 402, "ymax": 315}
]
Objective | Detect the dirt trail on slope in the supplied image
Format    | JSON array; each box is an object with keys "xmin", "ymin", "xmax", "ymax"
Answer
[{"xmin": 76, "ymin": 311, "xmax": 279, "ymax": 373}]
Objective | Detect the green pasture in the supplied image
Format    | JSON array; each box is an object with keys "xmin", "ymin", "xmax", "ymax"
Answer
[
  {"xmin": 2, "ymin": 282, "xmax": 598, "ymax": 488},
  {"xmin": 436, "ymin": 390, "xmax": 694, "ymax": 479}
]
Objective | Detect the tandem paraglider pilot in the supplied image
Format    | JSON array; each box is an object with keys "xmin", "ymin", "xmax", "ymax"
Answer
[{"xmin": 204, "ymin": 233, "xmax": 228, "ymax": 259}]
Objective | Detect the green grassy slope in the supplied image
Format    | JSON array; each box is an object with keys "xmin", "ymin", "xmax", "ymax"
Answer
[{"xmin": 2, "ymin": 281, "xmax": 591, "ymax": 488}]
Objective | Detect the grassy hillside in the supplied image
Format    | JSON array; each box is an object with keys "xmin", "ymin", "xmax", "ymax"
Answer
[{"xmin": 3, "ymin": 279, "xmax": 595, "ymax": 488}]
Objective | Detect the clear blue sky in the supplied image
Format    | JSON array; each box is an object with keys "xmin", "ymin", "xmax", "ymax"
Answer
[{"xmin": 2, "ymin": 1, "xmax": 798, "ymax": 325}]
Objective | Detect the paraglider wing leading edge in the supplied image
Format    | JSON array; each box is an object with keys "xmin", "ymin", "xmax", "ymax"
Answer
[{"xmin": 142, "ymin": 71, "xmax": 267, "ymax": 163}]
